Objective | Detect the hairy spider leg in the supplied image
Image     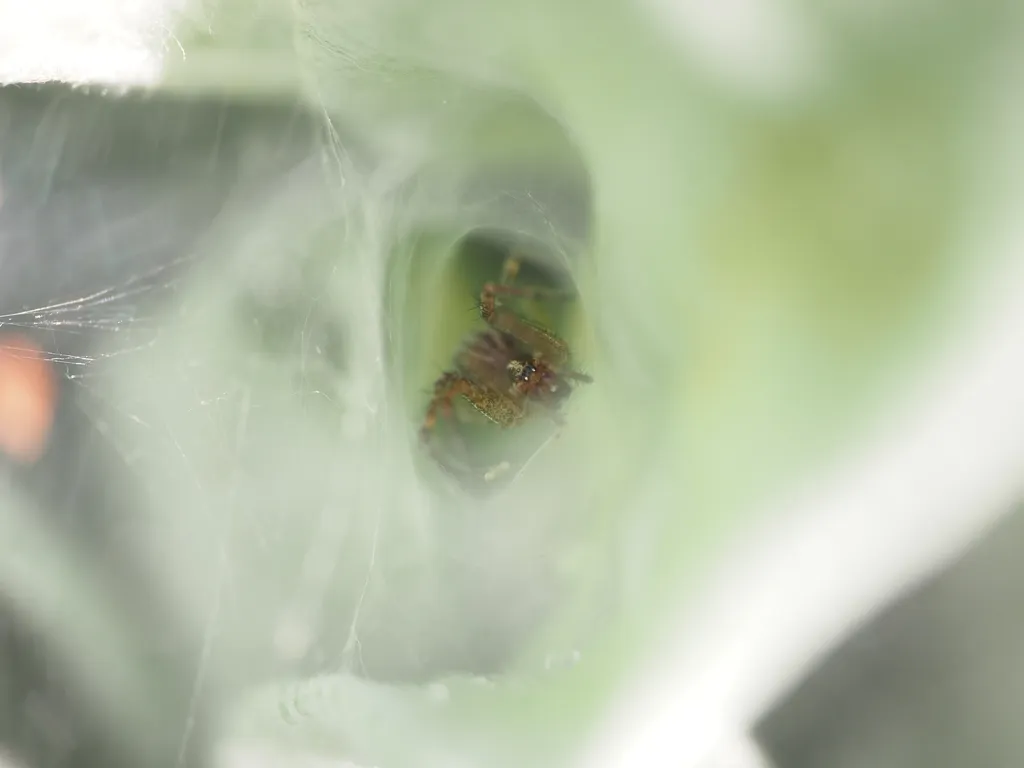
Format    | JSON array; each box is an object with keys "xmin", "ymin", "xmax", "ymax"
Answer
[
  {"xmin": 481, "ymin": 271, "xmax": 593, "ymax": 385},
  {"xmin": 478, "ymin": 295, "xmax": 572, "ymax": 367},
  {"xmin": 420, "ymin": 372, "xmax": 469, "ymax": 443},
  {"xmin": 420, "ymin": 370, "xmax": 528, "ymax": 485},
  {"xmin": 486, "ymin": 255, "xmax": 595, "ymax": 384},
  {"xmin": 420, "ymin": 371, "xmax": 525, "ymax": 445},
  {"xmin": 480, "ymin": 268, "xmax": 578, "ymax": 366},
  {"xmin": 459, "ymin": 253, "xmax": 533, "ymax": 314},
  {"xmin": 480, "ymin": 282, "xmax": 576, "ymax": 318},
  {"xmin": 487, "ymin": 249, "xmax": 575, "ymax": 308}
]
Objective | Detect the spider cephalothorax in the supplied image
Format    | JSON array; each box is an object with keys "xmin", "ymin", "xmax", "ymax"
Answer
[
  {"xmin": 506, "ymin": 355, "xmax": 573, "ymax": 409},
  {"xmin": 419, "ymin": 252, "xmax": 592, "ymax": 484}
]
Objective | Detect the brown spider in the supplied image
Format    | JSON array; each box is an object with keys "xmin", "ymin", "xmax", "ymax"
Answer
[{"xmin": 419, "ymin": 253, "xmax": 592, "ymax": 483}]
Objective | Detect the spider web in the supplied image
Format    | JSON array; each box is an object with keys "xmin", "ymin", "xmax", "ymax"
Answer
[
  {"xmin": 6, "ymin": 3, "xmax": 1021, "ymax": 768},
  {"xmin": 0, "ymin": 72, "xmax": 592, "ymax": 768}
]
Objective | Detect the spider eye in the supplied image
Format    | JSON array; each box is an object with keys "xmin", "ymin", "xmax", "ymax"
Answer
[{"xmin": 507, "ymin": 360, "xmax": 538, "ymax": 384}]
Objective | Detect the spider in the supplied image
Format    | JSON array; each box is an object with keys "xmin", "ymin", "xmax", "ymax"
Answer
[{"xmin": 419, "ymin": 252, "xmax": 592, "ymax": 482}]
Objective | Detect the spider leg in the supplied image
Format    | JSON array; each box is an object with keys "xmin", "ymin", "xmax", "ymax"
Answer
[
  {"xmin": 480, "ymin": 282, "xmax": 575, "ymax": 320},
  {"xmin": 420, "ymin": 371, "xmax": 527, "ymax": 490},
  {"xmin": 419, "ymin": 372, "xmax": 472, "ymax": 444},
  {"xmin": 419, "ymin": 373, "xmax": 484, "ymax": 485},
  {"xmin": 420, "ymin": 372, "xmax": 525, "ymax": 449},
  {"xmin": 564, "ymin": 370, "xmax": 594, "ymax": 384},
  {"xmin": 483, "ymin": 251, "xmax": 577, "ymax": 317}
]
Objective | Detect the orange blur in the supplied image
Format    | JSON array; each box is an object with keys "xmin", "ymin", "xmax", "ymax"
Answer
[{"xmin": 0, "ymin": 334, "xmax": 57, "ymax": 464}]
